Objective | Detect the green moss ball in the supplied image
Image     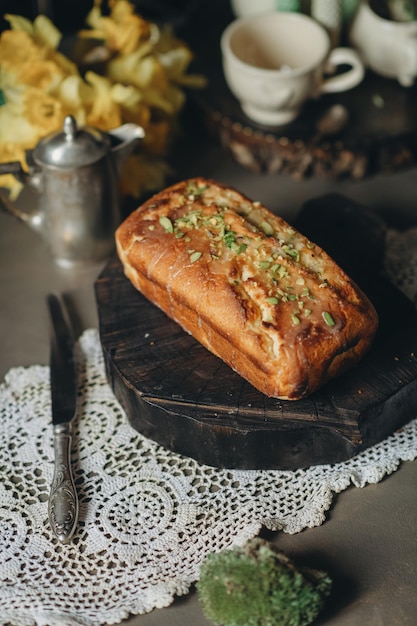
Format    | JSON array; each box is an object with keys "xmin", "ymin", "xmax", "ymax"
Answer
[{"xmin": 196, "ymin": 538, "xmax": 332, "ymax": 626}]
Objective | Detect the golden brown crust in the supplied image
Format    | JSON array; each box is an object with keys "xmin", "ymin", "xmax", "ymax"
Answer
[{"xmin": 116, "ymin": 177, "xmax": 378, "ymax": 400}]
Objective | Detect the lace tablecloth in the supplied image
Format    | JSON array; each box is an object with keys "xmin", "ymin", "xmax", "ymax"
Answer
[{"xmin": 1, "ymin": 227, "xmax": 417, "ymax": 626}]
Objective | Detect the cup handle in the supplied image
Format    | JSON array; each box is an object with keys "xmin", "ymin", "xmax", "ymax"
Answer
[{"xmin": 320, "ymin": 47, "xmax": 365, "ymax": 94}]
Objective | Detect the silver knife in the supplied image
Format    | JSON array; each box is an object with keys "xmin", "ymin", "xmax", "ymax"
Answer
[{"xmin": 47, "ymin": 293, "xmax": 79, "ymax": 543}]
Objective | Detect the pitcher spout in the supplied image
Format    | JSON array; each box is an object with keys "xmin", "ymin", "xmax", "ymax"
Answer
[{"xmin": 109, "ymin": 123, "xmax": 145, "ymax": 176}]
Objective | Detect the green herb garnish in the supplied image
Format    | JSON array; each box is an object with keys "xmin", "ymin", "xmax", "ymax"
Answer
[
  {"xmin": 186, "ymin": 180, "xmax": 209, "ymax": 197},
  {"xmin": 322, "ymin": 311, "xmax": 335, "ymax": 326},
  {"xmin": 283, "ymin": 245, "xmax": 300, "ymax": 262},
  {"xmin": 189, "ymin": 251, "xmax": 202, "ymax": 263},
  {"xmin": 159, "ymin": 216, "xmax": 174, "ymax": 233}
]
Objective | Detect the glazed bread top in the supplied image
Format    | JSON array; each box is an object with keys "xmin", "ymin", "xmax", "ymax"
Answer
[{"xmin": 116, "ymin": 177, "xmax": 378, "ymax": 400}]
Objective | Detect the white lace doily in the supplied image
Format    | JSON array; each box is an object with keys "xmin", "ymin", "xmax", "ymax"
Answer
[{"xmin": 1, "ymin": 228, "xmax": 417, "ymax": 626}]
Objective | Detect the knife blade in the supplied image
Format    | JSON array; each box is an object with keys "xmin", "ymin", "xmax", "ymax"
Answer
[{"xmin": 47, "ymin": 293, "xmax": 79, "ymax": 543}]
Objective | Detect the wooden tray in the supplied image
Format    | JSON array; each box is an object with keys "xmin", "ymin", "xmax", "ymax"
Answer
[
  {"xmin": 95, "ymin": 195, "xmax": 417, "ymax": 469},
  {"xmin": 184, "ymin": 1, "xmax": 417, "ymax": 179}
]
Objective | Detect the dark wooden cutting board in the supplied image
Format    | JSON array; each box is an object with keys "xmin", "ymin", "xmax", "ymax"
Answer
[{"xmin": 95, "ymin": 194, "xmax": 417, "ymax": 470}]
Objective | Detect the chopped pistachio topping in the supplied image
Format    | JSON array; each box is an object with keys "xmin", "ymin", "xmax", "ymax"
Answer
[
  {"xmin": 301, "ymin": 287, "xmax": 314, "ymax": 300},
  {"xmin": 159, "ymin": 216, "xmax": 174, "ymax": 233},
  {"xmin": 283, "ymin": 245, "xmax": 300, "ymax": 262},
  {"xmin": 277, "ymin": 265, "xmax": 289, "ymax": 279},
  {"xmin": 261, "ymin": 220, "xmax": 274, "ymax": 236},
  {"xmin": 185, "ymin": 180, "xmax": 209, "ymax": 197},
  {"xmin": 189, "ymin": 251, "xmax": 202, "ymax": 263},
  {"xmin": 154, "ymin": 190, "xmax": 339, "ymax": 332},
  {"xmin": 223, "ymin": 230, "xmax": 238, "ymax": 248},
  {"xmin": 259, "ymin": 261, "xmax": 271, "ymax": 270},
  {"xmin": 322, "ymin": 311, "xmax": 335, "ymax": 326}
]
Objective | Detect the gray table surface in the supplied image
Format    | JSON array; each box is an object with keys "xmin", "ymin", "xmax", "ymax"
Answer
[{"xmin": 1, "ymin": 118, "xmax": 417, "ymax": 626}]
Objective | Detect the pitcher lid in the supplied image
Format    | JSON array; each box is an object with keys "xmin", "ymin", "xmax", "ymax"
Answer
[{"xmin": 33, "ymin": 115, "xmax": 111, "ymax": 169}]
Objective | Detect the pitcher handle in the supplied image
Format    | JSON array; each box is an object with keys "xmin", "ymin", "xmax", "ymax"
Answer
[
  {"xmin": 0, "ymin": 161, "xmax": 29, "ymax": 185},
  {"xmin": 0, "ymin": 162, "xmax": 41, "ymax": 226}
]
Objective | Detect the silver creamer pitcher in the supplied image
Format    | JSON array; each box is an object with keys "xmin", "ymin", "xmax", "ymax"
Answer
[{"xmin": 0, "ymin": 115, "xmax": 144, "ymax": 267}]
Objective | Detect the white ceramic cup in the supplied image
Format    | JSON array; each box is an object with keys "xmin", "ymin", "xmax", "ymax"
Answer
[
  {"xmin": 221, "ymin": 11, "xmax": 365, "ymax": 126},
  {"xmin": 349, "ymin": 0, "xmax": 417, "ymax": 87},
  {"xmin": 230, "ymin": 0, "xmax": 277, "ymax": 18},
  {"xmin": 230, "ymin": 0, "xmax": 301, "ymax": 17}
]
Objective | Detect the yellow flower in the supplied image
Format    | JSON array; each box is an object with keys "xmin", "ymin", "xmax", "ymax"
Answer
[
  {"xmin": 81, "ymin": 0, "xmax": 152, "ymax": 55},
  {"xmin": 5, "ymin": 13, "xmax": 62, "ymax": 48},
  {"xmin": 118, "ymin": 153, "xmax": 171, "ymax": 199},
  {"xmin": 0, "ymin": 30, "xmax": 42, "ymax": 66},
  {"xmin": 84, "ymin": 71, "xmax": 123, "ymax": 130},
  {"xmin": 143, "ymin": 119, "xmax": 174, "ymax": 156},
  {"xmin": 22, "ymin": 87, "xmax": 64, "ymax": 134},
  {"xmin": 0, "ymin": 1, "xmax": 205, "ymax": 200}
]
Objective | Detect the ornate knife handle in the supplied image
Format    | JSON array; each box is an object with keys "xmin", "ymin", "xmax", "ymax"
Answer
[{"xmin": 48, "ymin": 422, "xmax": 79, "ymax": 543}]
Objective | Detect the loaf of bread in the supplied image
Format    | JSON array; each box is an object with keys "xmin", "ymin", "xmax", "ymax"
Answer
[{"xmin": 116, "ymin": 177, "xmax": 378, "ymax": 400}]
